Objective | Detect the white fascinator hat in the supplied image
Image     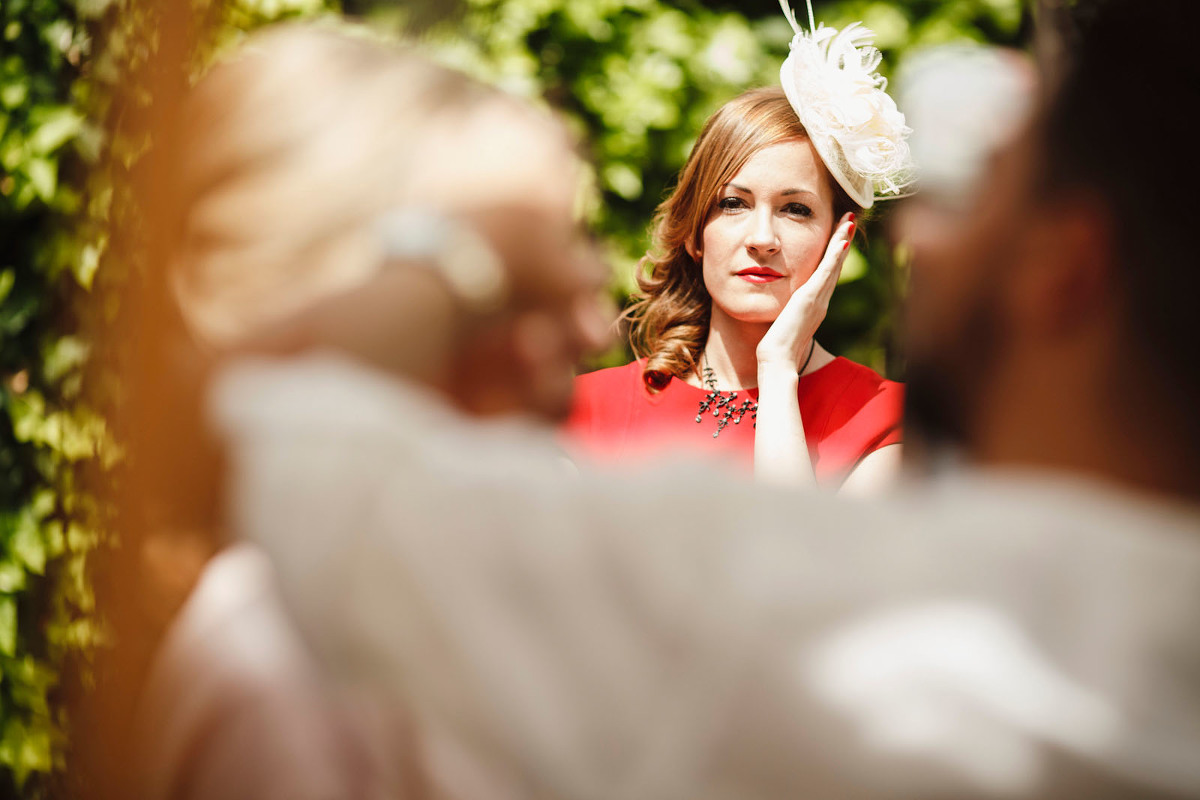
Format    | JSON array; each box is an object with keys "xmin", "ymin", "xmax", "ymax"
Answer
[{"xmin": 778, "ymin": 0, "xmax": 915, "ymax": 208}]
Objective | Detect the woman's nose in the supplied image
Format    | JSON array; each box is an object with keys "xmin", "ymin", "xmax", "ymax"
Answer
[{"xmin": 745, "ymin": 209, "xmax": 780, "ymax": 254}]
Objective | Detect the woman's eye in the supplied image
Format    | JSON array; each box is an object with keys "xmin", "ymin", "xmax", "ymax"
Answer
[
  {"xmin": 717, "ymin": 197, "xmax": 746, "ymax": 211},
  {"xmin": 784, "ymin": 203, "xmax": 813, "ymax": 217}
]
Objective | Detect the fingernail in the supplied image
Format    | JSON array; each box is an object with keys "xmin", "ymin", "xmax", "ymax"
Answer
[
  {"xmin": 842, "ymin": 240, "xmax": 850, "ymax": 252},
  {"xmin": 847, "ymin": 222, "xmax": 856, "ymax": 238},
  {"xmin": 848, "ymin": 213, "xmax": 857, "ymax": 223}
]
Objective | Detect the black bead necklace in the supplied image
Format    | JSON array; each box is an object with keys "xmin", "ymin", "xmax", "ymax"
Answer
[{"xmin": 694, "ymin": 343, "xmax": 815, "ymax": 439}]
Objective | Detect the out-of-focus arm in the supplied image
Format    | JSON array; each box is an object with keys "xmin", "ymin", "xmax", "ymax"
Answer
[{"xmin": 216, "ymin": 360, "xmax": 1182, "ymax": 799}]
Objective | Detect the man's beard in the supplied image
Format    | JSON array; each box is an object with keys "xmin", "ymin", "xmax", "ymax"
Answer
[
  {"xmin": 903, "ymin": 359, "xmax": 975, "ymax": 474},
  {"xmin": 902, "ymin": 283, "xmax": 1004, "ymax": 471}
]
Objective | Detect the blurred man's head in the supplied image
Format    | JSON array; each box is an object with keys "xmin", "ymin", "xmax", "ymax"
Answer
[
  {"xmin": 170, "ymin": 24, "xmax": 607, "ymax": 421},
  {"xmin": 903, "ymin": 0, "xmax": 1200, "ymax": 498}
]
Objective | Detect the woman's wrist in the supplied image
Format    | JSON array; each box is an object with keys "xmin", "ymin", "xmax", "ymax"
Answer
[{"xmin": 757, "ymin": 360, "xmax": 801, "ymax": 387}]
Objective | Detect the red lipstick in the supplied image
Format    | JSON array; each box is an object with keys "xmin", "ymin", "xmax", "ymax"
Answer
[{"xmin": 736, "ymin": 267, "xmax": 784, "ymax": 284}]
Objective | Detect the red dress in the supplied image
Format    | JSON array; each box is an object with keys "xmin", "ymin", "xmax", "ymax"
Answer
[{"xmin": 564, "ymin": 357, "xmax": 903, "ymax": 486}]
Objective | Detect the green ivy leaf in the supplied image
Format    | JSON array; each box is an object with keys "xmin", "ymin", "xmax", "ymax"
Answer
[
  {"xmin": 42, "ymin": 335, "xmax": 90, "ymax": 387},
  {"xmin": 0, "ymin": 79, "xmax": 29, "ymax": 110},
  {"xmin": 8, "ymin": 391, "xmax": 47, "ymax": 444},
  {"xmin": 0, "ymin": 596, "xmax": 16, "ymax": 657},
  {"xmin": 41, "ymin": 520, "xmax": 65, "ymax": 560},
  {"xmin": 7, "ymin": 656, "xmax": 57, "ymax": 717},
  {"xmin": 0, "ymin": 716, "xmax": 52, "ymax": 789},
  {"xmin": 0, "ymin": 289, "xmax": 39, "ymax": 335},
  {"xmin": 0, "ymin": 562, "xmax": 26, "ymax": 594},
  {"xmin": 28, "ymin": 108, "xmax": 83, "ymax": 155},
  {"xmin": 13, "ymin": 512, "xmax": 48, "ymax": 575},
  {"xmin": 26, "ymin": 157, "xmax": 58, "ymax": 202},
  {"xmin": 30, "ymin": 489, "xmax": 56, "ymax": 521},
  {"xmin": 74, "ymin": 241, "xmax": 101, "ymax": 288},
  {"xmin": 0, "ymin": 268, "xmax": 14, "ymax": 305}
]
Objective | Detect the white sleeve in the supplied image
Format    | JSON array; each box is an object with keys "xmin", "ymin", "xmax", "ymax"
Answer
[{"xmin": 217, "ymin": 361, "xmax": 1183, "ymax": 800}]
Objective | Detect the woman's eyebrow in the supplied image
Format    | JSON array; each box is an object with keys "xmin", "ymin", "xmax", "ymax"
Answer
[{"xmin": 725, "ymin": 184, "xmax": 817, "ymax": 198}]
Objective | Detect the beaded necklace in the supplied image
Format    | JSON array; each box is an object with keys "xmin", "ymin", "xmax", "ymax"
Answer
[{"xmin": 694, "ymin": 342, "xmax": 815, "ymax": 438}]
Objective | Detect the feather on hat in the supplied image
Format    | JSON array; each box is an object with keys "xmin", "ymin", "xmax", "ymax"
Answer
[{"xmin": 779, "ymin": 0, "xmax": 915, "ymax": 208}]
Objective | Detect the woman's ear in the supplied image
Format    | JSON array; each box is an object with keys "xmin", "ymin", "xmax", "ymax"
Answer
[{"xmin": 685, "ymin": 238, "xmax": 702, "ymax": 263}]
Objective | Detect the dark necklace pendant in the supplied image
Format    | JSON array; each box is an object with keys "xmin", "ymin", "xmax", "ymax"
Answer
[{"xmin": 697, "ymin": 365, "xmax": 757, "ymax": 439}]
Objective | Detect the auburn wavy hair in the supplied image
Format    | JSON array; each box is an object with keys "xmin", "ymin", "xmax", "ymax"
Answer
[{"xmin": 625, "ymin": 86, "xmax": 858, "ymax": 391}]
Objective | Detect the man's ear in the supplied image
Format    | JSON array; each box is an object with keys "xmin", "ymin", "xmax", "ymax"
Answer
[{"xmin": 1013, "ymin": 195, "xmax": 1115, "ymax": 338}]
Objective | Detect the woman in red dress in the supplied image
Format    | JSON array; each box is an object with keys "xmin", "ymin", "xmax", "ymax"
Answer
[{"xmin": 566, "ymin": 9, "xmax": 913, "ymax": 492}]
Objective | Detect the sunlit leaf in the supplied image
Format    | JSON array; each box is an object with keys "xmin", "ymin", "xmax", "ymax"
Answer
[
  {"xmin": 0, "ymin": 596, "xmax": 17, "ymax": 657},
  {"xmin": 28, "ymin": 108, "xmax": 83, "ymax": 155},
  {"xmin": 0, "ymin": 562, "xmax": 27, "ymax": 594},
  {"xmin": 27, "ymin": 157, "xmax": 57, "ymax": 202}
]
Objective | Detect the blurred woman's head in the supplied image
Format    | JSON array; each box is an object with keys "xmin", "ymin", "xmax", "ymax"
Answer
[
  {"xmin": 171, "ymin": 26, "xmax": 489, "ymax": 346},
  {"xmin": 168, "ymin": 24, "xmax": 606, "ymax": 418},
  {"xmin": 626, "ymin": 86, "xmax": 857, "ymax": 389}
]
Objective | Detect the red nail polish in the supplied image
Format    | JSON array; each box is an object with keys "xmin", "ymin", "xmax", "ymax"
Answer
[
  {"xmin": 842, "ymin": 240, "xmax": 850, "ymax": 252},
  {"xmin": 848, "ymin": 212, "xmax": 857, "ymax": 223},
  {"xmin": 847, "ymin": 222, "xmax": 856, "ymax": 238}
]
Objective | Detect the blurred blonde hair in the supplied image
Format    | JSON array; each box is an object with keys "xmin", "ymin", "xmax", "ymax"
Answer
[
  {"xmin": 625, "ymin": 87, "xmax": 856, "ymax": 390},
  {"xmin": 168, "ymin": 24, "xmax": 501, "ymax": 347}
]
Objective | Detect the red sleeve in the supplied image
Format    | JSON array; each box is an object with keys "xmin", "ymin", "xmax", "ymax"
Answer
[
  {"xmin": 849, "ymin": 378, "xmax": 904, "ymax": 454},
  {"xmin": 808, "ymin": 361, "xmax": 904, "ymax": 482},
  {"xmin": 561, "ymin": 361, "xmax": 642, "ymax": 458},
  {"xmin": 563, "ymin": 374, "xmax": 596, "ymax": 438}
]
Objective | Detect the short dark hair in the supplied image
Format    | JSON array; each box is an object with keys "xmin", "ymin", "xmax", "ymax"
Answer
[{"xmin": 1040, "ymin": 0, "xmax": 1200, "ymax": 442}]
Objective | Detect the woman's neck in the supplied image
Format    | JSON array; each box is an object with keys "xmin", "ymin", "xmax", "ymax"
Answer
[
  {"xmin": 701, "ymin": 308, "xmax": 771, "ymax": 390},
  {"xmin": 696, "ymin": 305, "xmax": 836, "ymax": 390}
]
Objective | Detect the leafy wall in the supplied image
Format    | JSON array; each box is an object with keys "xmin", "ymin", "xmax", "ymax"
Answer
[
  {"xmin": 1, "ymin": 0, "xmax": 109, "ymax": 793},
  {"xmin": 0, "ymin": 0, "xmax": 329, "ymax": 796}
]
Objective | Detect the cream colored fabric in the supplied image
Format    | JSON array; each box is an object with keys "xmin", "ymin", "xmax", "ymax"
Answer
[
  {"xmin": 211, "ymin": 353, "xmax": 1200, "ymax": 800},
  {"xmin": 137, "ymin": 544, "xmax": 416, "ymax": 800}
]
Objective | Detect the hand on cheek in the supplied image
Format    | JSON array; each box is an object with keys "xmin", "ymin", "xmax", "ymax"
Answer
[{"xmin": 757, "ymin": 211, "xmax": 857, "ymax": 370}]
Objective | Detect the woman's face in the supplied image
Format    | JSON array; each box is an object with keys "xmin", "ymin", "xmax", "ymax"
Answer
[{"xmin": 694, "ymin": 138, "xmax": 837, "ymax": 326}]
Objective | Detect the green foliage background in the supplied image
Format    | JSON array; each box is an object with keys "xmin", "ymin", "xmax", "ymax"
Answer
[
  {"xmin": 0, "ymin": 0, "xmax": 1027, "ymax": 795},
  {"xmin": 415, "ymin": 0, "xmax": 1030, "ymax": 371},
  {"xmin": 1, "ymin": 1, "xmax": 332, "ymax": 795},
  {"xmin": 2, "ymin": 1, "xmax": 113, "ymax": 794}
]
